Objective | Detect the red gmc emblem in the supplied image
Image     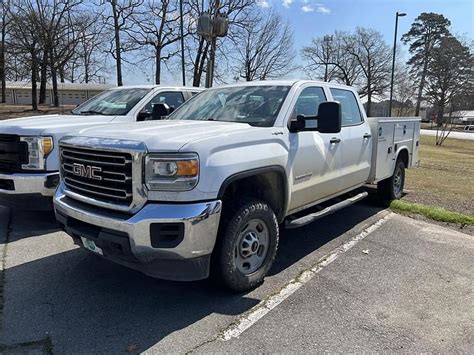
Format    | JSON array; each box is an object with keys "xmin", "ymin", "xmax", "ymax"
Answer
[{"xmin": 72, "ymin": 163, "xmax": 102, "ymax": 180}]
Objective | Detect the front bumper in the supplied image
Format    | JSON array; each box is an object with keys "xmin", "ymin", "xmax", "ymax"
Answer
[
  {"xmin": 0, "ymin": 171, "xmax": 59, "ymax": 196},
  {"xmin": 54, "ymin": 184, "xmax": 222, "ymax": 281}
]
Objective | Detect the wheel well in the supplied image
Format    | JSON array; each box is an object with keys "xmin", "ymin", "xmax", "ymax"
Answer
[
  {"xmin": 397, "ymin": 149, "xmax": 409, "ymax": 167},
  {"xmin": 219, "ymin": 170, "xmax": 287, "ymax": 222}
]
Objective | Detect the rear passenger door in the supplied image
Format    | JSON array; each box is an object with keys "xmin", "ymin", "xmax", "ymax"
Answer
[{"xmin": 330, "ymin": 88, "xmax": 372, "ymax": 191}]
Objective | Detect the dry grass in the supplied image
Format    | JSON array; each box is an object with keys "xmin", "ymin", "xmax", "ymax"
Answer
[
  {"xmin": 403, "ymin": 135, "xmax": 474, "ymax": 216},
  {"xmin": 0, "ymin": 104, "xmax": 75, "ymax": 120}
]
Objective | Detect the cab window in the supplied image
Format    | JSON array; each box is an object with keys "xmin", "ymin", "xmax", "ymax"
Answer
[
  {"xmin": 292, "ymin": 87, "xmax": 326, "ymax": 129},
  {"xmin": 294, "ymin": 87, "xmax": 326, "ymax": 117},
  {"xmin": 143, "ymin": 91, "xmax": 185, "ymax": 112},
  {"xmin": 330, "ymin": 88, "xmax": 363, "ymax": 126}
]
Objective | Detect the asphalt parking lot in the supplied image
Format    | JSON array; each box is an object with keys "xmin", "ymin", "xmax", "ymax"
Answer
[{"xmin": 0, "ymin": 202, "xmax": 472, "ymax": 354}]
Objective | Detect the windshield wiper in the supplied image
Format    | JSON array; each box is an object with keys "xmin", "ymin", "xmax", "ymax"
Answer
[{"xmin": 80, "ymin": 110, "xmax": 105, "ymax": 115}]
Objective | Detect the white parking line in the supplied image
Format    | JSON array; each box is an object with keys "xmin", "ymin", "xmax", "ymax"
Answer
[{"xmin": 220, "ymin": 212, "xmax": 393, "ymax": 341}]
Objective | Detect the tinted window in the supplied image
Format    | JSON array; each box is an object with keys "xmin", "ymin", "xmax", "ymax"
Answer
[
  {"xmin": 143, "ymin": 91, "xmax": 185, "ymax": 112},
  {"xmin": 169, "ymin": 86, "xmax": 291, "ymax": 127},
  {"xmin": 330, "ymin": 88, "xmax": 363, "ymax": 126}
]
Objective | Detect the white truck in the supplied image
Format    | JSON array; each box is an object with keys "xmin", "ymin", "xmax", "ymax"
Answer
[
  {"xmin": 53, "ymin": 80, "xmax": 420, "ymax": 291},
  {"xmin": 0, "ymin": 85, "xmax": 201, "ymax": 208}
]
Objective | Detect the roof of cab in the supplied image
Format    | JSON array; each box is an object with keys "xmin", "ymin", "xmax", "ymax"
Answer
[
  {"xmin": 208, "ymin": 80, "xmax": 355, "ymax": 90},
  {"xmin": 109, "ymin": 85, "xmax": 204, "ymax": 91}
]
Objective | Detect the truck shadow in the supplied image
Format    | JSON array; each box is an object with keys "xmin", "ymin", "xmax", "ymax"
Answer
[
  {"xmin": 270, "ymin": 201, "xmax": 384, "ymax": 275},
  {"xmin": 2, "ymin": 201, "xmax": 385, "ymax": 353}
]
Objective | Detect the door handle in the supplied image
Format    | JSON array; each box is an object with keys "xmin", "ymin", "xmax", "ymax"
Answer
[
  {"xmin": 330, "ymin": 137, "xmax": 341, "ymax": 144},
  {"xmin": 363, "ymin": 133, "xmax": 372, "ymax": 139}
]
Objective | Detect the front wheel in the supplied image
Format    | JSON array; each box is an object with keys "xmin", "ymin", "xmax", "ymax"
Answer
[
  {"xmin": 212, "ymin": 200, "xmax": 279, "ymax": 292},
  {"xmin": 378, "ymin": 159, "xmax": 406, "ymax": 201}
]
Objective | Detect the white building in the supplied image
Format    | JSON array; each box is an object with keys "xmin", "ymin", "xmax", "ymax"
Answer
[
  {"xmin": 2, "ymin": 81, "xmax": 113, "ymax": 106},
  {"xmin": 452, "ymin": 111, "xmax": 474, "ymax": 125}
]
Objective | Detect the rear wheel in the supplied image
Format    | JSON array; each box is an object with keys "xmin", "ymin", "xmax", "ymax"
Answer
[
  {"xmin": 212, "ymin": 199, "xmax": 279, "ymax": 292},
  {"xmin": 378, "ymin": 159, "xmax": 406, "ymax": 201}
]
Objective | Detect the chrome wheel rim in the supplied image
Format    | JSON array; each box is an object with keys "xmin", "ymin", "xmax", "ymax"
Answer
[{"xmin": 234, "ymin": 218, "xmax": 269, "ymax": 275}]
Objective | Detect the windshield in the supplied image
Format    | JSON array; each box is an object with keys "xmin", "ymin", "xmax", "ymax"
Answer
[
  {"xmin": 169, "ymin": 86, "xmax": 290, "ymax": 127},
  {"xmin": 71, "ymin": 88, "xmax": 151, "ymax": 116}
]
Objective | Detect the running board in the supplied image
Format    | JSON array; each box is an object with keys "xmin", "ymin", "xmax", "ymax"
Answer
[{"xmin": 285, "ymin": 191, "xmax": 368, "ymax": 229}]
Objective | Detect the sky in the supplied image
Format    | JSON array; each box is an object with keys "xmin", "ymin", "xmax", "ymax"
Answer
[{"xmin": 123, "ymin": 0, "xmax": 474, "ymax": 85}]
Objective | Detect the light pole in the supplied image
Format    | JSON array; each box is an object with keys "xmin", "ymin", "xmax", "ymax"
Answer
[{"xmin": 388, "ymin": 11, "xmax": 406, "ymax": 116}]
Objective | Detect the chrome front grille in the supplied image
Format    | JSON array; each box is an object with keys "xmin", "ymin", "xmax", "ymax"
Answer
[{"xmin": 61, "ymin": 146, "xmax": 133, "ymax": 206}]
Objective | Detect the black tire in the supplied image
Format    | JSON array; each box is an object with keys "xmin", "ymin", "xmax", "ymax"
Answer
[
  {"xmin": 378, "ymin": 159, "xmax": 406, "ymax": 201},
  {"xmin": 212, "ymin": 199, "xmax": 279, "ymax": 292}
]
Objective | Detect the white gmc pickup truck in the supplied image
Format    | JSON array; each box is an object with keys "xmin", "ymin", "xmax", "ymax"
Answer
[
  {"xmin": 0, "ymin": 85, "xmax": 201, "ymax": 208},
  {"xmin": 53, "ymin": 80, "xmax": 420, "ymax": 291}
]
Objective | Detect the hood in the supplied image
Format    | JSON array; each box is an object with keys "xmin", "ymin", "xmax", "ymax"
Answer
[
  {"xmin": 75, "ymin": 120, "xmax": 256, "ymax": 151},
  {"xmin": 0, "ymin": 114, "xmax": 116, "ymax": 137}
]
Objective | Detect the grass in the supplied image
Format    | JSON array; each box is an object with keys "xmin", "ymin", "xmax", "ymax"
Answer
[
  {"xmin": 390, "ymin": 200, "xmax": 474, "ymax": 226},
  {"xmin": 403, "ymin": 135, "xmax": 474, "ymax": 216}
]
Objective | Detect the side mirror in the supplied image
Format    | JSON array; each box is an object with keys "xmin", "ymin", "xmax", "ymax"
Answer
[
  {"xmin": 137, "ymin": 111, "xmax": 151, "ymax": 121},
  {"xmin": 317, "ymin": 101, "xmax": 341, "ymax": 134},
  {"xmin": 151, "ymin": 103, "xmax": 170, "ymax": 120},
  {"xmin": 289, "ymin": 101, "xmax": 341, "ymax": 134}
]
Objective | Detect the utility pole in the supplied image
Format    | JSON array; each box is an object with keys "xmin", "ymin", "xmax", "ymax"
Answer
[
  {"xmin": 205, "ymin": 0, "xmax": 219, "ymax": 88},
  {"xmin": 197, "ymin": 0, "xmax": 228, "ymax": 88},
  {"xmin": 389, "ymin": 11, "xmax": 406, "ymax": 116}
]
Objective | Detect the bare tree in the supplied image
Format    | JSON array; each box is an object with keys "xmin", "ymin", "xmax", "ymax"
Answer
[
  {"xmin": 344, "ymin": 28, "xmax": 391, "ymax": 116},
  {"xmin": 74, "ymin": 14, "xmax": 108, "ymax": 83},
  {"xmin": 102, "ymin": 0, "xmax": 143, "ymax": 86},
  {"xmin": 28, "ymin": 0, "xmax": 86, "ymax": 106},
  {"xmin": 234, "ymin": 10, "xmax": 295, "ymax": 81},
  {"xmin": 302, "ymin": 31, "xmax": 361, "ymax": 86},
  {"xmin": 128, "ymin": 0, "xmax": 185, "ymax": 84},
  {"xmin": 392, "ymin": 63, "xmax": 416, "ymax": 116},
  {"xmin": 0, "ymin": 0, "xmax": 11, "ymax": 103},
  {"xmin": 8, "ymin": 1, "xmax": 41, "ymax": 110}
]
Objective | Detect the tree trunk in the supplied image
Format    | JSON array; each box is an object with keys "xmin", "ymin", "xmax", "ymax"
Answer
[
  {"xmin": 49, "ymin": 49, "xmax": 59, "ymax": 107},
  {"xmin": 192, "ymin": 38, "xmax": 205, "ymax": 87},
  {"xmin": 437, "ymin": 102, "xmax": 445, "ymax": 127},
  {"xmin": 155, "ymin": 49, "xmax": 161, "ymax": 85},
  {"xmin": 31, "ymin": 48, "xmax": 38, "ymax": 111},
  {"xmin": 39, "ymin": 50, "xmax": 48, "ymax": 104},
  {"xmin": 366, "ymin": 90, "xmax": 372, "ymax": 117},
  {"xmin": 112, "ymin": 1, "xmax": 123, "ymax": 86},
  {"xmin": 0, "ymin": 23, "xmax": 6, "ymax": 104},
  {"xmin": 415, "ymin": 51, "xmax": 429, "ymax": 116},
  {"xmin": 59, "ymin": 65, "xmax": 65, "ymax": 83},
  {"xmin": 84, "ymin": 55, "xmax": 89, "ymax": 83}
]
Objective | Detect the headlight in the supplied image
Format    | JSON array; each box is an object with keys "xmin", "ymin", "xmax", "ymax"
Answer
[
  {"xmin": 145, "ymin": 153, "xmax": 199, "ymax": 191},
  {"xmin": 20, "ymin": 136, "xmax": 54, "ymax": 170}
]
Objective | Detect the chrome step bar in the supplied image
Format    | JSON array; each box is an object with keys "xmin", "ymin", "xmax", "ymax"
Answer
[{"xmin": 285, "ymin": 191, "xmax": 368, "ymax": 229}]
